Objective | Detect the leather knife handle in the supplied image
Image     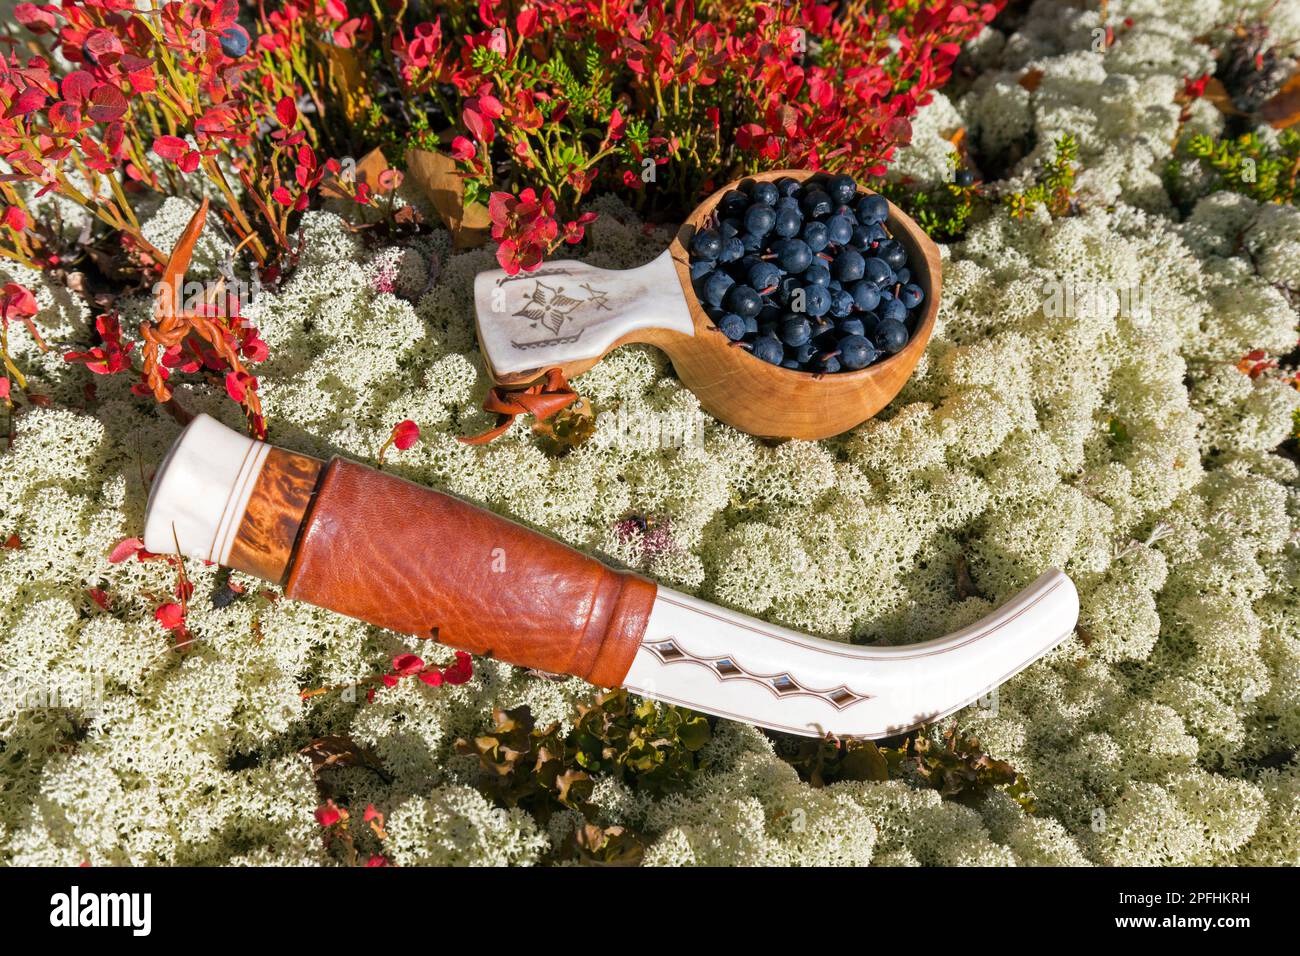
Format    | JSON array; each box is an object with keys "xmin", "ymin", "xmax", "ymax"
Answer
[{"xmin": 143, "ymin": 415, "xmax": 655, "ymax": 686}]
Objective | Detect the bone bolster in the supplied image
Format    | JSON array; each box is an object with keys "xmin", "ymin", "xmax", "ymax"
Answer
[{"xmin": 145, "ymin": 415, "xmax": 655, "ymax": 686}]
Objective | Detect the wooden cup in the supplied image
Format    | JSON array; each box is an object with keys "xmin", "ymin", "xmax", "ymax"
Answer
[{"xmin": 473, "ymin": 169, "xmax": 942, "ymax": 440}]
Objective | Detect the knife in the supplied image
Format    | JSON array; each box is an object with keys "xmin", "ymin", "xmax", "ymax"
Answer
[{"xmin": 143, "ymin": 414, "xmax": 1079, "ymax": 738}]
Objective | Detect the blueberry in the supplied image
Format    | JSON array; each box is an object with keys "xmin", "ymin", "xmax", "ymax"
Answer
[
  {"xmin": 746, "ymin": 260, "xmax": 782, "ymax": 293},
  {"xmin": 724, "ymin": 284, "xmax": 763, "ymax": 319},
  {"xmin": 802, "ymin": 283, "xmax": 831, "ymax": 317},
  {"xmin": 879, "ymin": 297, "xmax": 907, "ymax": 324},
  {"xmin": 744, "ymin": 315, "xmax": 759, "ymax": 335},
  {"xmin": 738, "ymin": 231, "xmax": 764, "ymax": 253},
  {"xmin": 719, "ymin": 236, "xmax": 746, "ymax": 262},
  {"xmin": 849, "ymin": 280, "xmax": 881, "ymax": 312},
  {"xmin": 838, "ymin": 317, "xmax": 866, "ymax": 337},
  {"xmin": 720, "ymin": 219, "xmax": 740, "ymax": 240},
  {"xmin": 701, "ymin": 270, "xmax": 734, "ymax": 308},
  {"xmin": 899, "ymin": 283, "xmax": 924, "ymax": 309},
  {"xmin": 826, "ymin": 214, "xmax": 854, "ymax": 246},
  {"xmin": 775, "ymin": 274, "xmax": 802, "ymax": 305},
  {"xmin": 856, "ymin": 194, "xmax": 889, "ymax": 224},
  {"xmin": 776, "ymin": 195, "xmax": 801, "ymax": 213},
  {"xmin": 878, "ymin": 239, "xmax": 907, "ymax": 270},
  {"xmin": 774, "ymin": 206, "xmax": 802, "ymax": 238},
  {"xmin": 847, "ymin": 225, "xmax": 872, "ymax": 251},
  {"xmin": 744, "ymin": 203, "xmax": 777, "ymax": 236},
  {"xmin": 895, "ymin": 267, "xmax": 910, "ymax": 284},
  {"xmin": 751, "ymin": 335, "xmax": 784, "ymax": 365},
  {"xmin": 803, "ymin": 263, "xmax": 831, "ymax": 287},
  {"xmin": 830, "ymin": 289, "xmax": 855, "ymax": 318},
  {"xmin": 955, "ymin": 168, "xmax": 975, "ymax": 188},
  {"xmin": 795, "ymin": 342, "xmax": 817, "ymax": 364},
  {"xmin": 219, "ymin": 25, "xmax": 250, "ymax": 58},
  {"xmin": 717, "ymin": 312, "xmax": 746, "ymax": 341},
  {"xmin": 864, "ymin": 257, "xmax": 894, "ymax": 288},
  {"xmin": 719, "ymin": 190, "xmax": 749, "ymax": 217},
  {"xmin": 689, "ymin": 259, "xmax": 714, "ymax": 280},
  {"xmin": 827, "ymin": 174, "xmax": 858, "ymax": 206},
  {"xmin": 772, "ymin": 238, "xmax": 813, "ymax": 273},
  {"xmin": 781, "ymin": 359, "xmax": 801, "ymax": 369},
  {"xmin": 873, "ymin": 317, "xmax": 909, "ymax": 354},
  {"xmin": 802, "ymin": 220, "xmax": 830, "ymax": 253},
  {"xmin": 691, "ymin": 228, "xmax": 721, "ymax": 260},
  {"xmin": 817, "ymin": 354, "xmax": 842, "ymax": 374},
  {"xmin": 831, "ymin": 249, "xmax": 865, "ymax": 282},
  {"xmin": 779, "ymin": 316, "xmax": 812, "ymax": 347},
  {"xmin": 801, "ymin": 189, "xmax": 833, "ymax": 218},
  {"xmin": 752, "ymin": 181, "xmax": 780, "ymax": 206},
  {"xmin": 839, "ymin": 334, "xmax": 877, "ymax": 370}
]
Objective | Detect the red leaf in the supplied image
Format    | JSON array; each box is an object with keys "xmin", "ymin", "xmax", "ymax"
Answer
[
  {"xmin": 7, "ymin": 85, "xmax": 48, "ymax": 118},
  {"xmin": 391, "ymin": 419, "xmax": 420, "ymax": 450},
  {"xmin": 14, "ymin": 3, "xmax": 58, "ymax": 34},
  {"xmin": 463, "ymin": 106, "xmax": 493, "ymax": 143},
  {"xmin": 155, "ymin": 602, "xmax": 185, "ymax": 630},
  {"xmin": 87, "ymin": 84, "xmax": 127, "ymax": 123},
  {"xmin": 225, "ymin": 370, "xmax": 257, "ymax": 402},
  {"xmin": 392, "ymin": 653, "xmax": 424, "ymax": 674},
  {"xmin": 271, "ymin": 186, "xmax": 292, "ymax": 206},
  {"xmin": 314, "ymin": 802, "xmax": 342, "ymax": 827},
  {"xmin": 2, "ymin": 533, "xmax": 21, "ymax": 550},
  {"xmin": 61, "ymin": 71, "xmax": 96, "ymax": 105},
  {"xmin": 0, "ymin": 378, "xmax": 10, "ymax": 401},
  {"xmin": 108, "ymin": 537, "xmax": 145, "ymax": 563},
  {"xmin": 88, "ymin": 587, "xmax": 111, "ymax": 610},
  {"xmin": 275, "ymin": 96, "xmax": 297, "ymax": 127},
  {"xmin": 152, "ymin": 135, "xmax": 189, "ymax": 162}
]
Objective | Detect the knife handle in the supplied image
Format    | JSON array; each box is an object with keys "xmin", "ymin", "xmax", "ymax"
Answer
[{"xmin": 144, "ymin": 415, "xmax": 655, "ymax": 686}]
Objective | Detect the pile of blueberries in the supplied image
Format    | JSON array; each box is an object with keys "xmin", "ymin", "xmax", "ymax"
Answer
[{"xmin": 688, "ymin": 174, "xmax": 925, "ymax": 373}]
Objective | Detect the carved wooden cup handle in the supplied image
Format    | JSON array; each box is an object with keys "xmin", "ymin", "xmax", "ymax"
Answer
[{"xmin": 472, "ymin": 250, "xmax": 695, "ymax": 387}]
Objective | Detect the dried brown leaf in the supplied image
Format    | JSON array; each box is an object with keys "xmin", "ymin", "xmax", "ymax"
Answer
[
  {"xmin": 320, "ymin": 146, "xmax": 391, "ymax": 201},
  {"xmin": 299, "ymin": 735, "xmax": 390, "ymax": 782},
  {"xmin": 1260, "ymin": 72, "xmax": 1300, "ymax": 128},
  {"xmin": 404, "ymin": 148, "xmax": 491, "ymax": 249}
]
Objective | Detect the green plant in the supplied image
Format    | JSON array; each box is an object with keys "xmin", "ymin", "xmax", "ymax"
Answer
[
  {"xmin": 775, "ymin": 724, "xmax": 1036, "ymax": 811},
  {"xmin": 1003, "ymin": 134, "xmax": 1080, "ymax": 219},
  {"xmin": 455, "ymin": 689, "xmax": 711, "ymax": 863},
  {"xmin": 877, "ymin": 154, "xmax": 984, "ymax": 241},
  {"xmin": 1178, "ymin": 130, "xmax": 1300, "ymax": 206}
]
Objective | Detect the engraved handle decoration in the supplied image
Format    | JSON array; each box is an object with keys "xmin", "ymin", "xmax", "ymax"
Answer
[
  {"xmin": 472, "ymin": 249, "xmax": 694, "ymax": 381},
  {"xmin": 144, "ymin": 416, "xmax": 1080, "ymax": 738}
]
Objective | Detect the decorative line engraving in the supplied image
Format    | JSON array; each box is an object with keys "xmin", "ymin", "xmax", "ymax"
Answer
[
  {"xmin": 580, "ymin": 282, "xmax": 611, "ymax": 310},
  {"xmin": 508, "ymin": 278, "xmax": 611, "ymax": 350},
  {"xmin": 495, "ymin": 267, "xmax": 575, "ymax": 286},
  {"xmin": 642, "ymin": 638, "xmax": 872, "ymax": 711},
  {"xmin": 626, "ymin": 628, "xmax": 1076, "ymax": 738}
]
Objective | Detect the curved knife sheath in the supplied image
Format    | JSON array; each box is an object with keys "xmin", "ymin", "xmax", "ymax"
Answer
[{"xmin": 144, "ymin": 414, "xmax": 656, "ymax": 686}]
